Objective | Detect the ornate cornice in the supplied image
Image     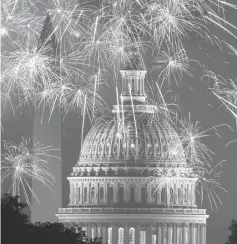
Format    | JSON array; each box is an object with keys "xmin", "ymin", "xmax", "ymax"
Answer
[{"xmin": 58, "ymin": 207, "xmax": 208, "ymax": 216}]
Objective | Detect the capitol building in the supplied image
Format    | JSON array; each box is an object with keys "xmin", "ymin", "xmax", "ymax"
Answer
[{"xmin": 56, "ymin": 57, "xmax": 209, "ymax": 243}]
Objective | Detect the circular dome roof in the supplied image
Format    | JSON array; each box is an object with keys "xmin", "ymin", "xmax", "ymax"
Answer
[{"xmin": 79, "ymin": 112, "xmax": 187, "ymax": 166}]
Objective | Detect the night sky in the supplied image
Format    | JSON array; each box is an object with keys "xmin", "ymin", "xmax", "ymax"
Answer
[{"xmin": 1, "ymin": 1, "xmax": 237, "ymax": 244}]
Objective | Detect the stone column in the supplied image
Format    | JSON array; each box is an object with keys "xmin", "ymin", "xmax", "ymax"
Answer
[
  {"xmin": 176, "ymin": 224, "xmax": 181, "ymax": 244},
  {"xmin": 190, "ymin": 224, "xmax": 195, "ymax": 244},
  {"xmin": 200, "ymin": 224, "xmax": 206, "ymax": 244},
  {"xmin": 167, "ymin": 224, "xmax": 173, "ymax": 244},
  {"xmin": 97, "ymin": 223, "xmax": 102, "ymax": 239},
  {"xmin": 157, "ymin": 224, "xmax": 162, "ymax": 244},
  {"xmin": 105, "ymin": 182, "xmax": 108, "ymax": 203},
  {"xmin": 192, "ymin": 184, "xmax": 195, "ymax": 205},
  {"xmin": 88, "ymin": 223, "xmax": 92, "ymax": 240},
  {"xmin": 79, "ymin": 183, "xmax": 82, "ymax": 203},
  {"xmin": 82, "ymin": 182, "xmax": 84, "ymax": 203},
  {"xmin": 69, "ymin": 183, "xmax": 72, "ymax": 204},
  {"xmin": 89, "ymin": 183, "xmax": 91, "ymax": 203},
  {"xmin": 124, "ymin": 225, "xmax": 129, "ymax": 244},
  {"xmin": 182, "ymin": 224, "xmax": 187, "ymax": 244},
  {"xmin": 164, "ymin": 224, "xmax": 168, "ymax": 244},
  {"xmin": 115, "ymin": 182, "xmax": 119, "ymax": 203},
  {"xmin": 102, "ymin": 224, "xmax": 107, "ymax": 244},
  {"xmin": 146, "ymin": 225, "xmax": 152, "ymax": 244},
  {"xmin": 112, "ymin": 225, "xmax": 118, "ymax": 244},
  {"xmin": 173, "ymin": 224, "xmax": 177, "ymax": 244},
  {"xmin": 76, "ymin": 183, "xmax": 79, "ymax": 203},
  {"xmin": 136, "ymin": 185, "xmax": 141, "ymax": 203},
  {"xmin": 94, "ymin": 224, "xmax": 98, "ymax": 239},
  {"xmin": 136, "ymin": 225, "xmax": 141, "ymax": 244}
]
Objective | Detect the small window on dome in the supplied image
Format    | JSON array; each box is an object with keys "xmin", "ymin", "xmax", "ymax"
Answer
[
  {"xmin": 91, "ymin": 186, "xmax": 96, "ymax": 203},
  {"xmin": 130, "ymin": 186, "xmax": 135, "ymax": 203},
  {"xmin": 161, "ymin": 187, "xmax": 166, "ymax": 203},
  {"xmin": 99, "ymin": 186, "xmax": 104, "ymax": 202},
  {"xmin": 178, "ymin": 188, "xmax": 182, "ymax": 204},
  {"xmin": 119, "ymin": 186, "xmax": 125, "ymax": 203},
  {"xmin": 141, "ymin": 187, "xmax": 146, "ymax": 204},
  {"xmin": 170, "ymin": 188, "xmax": 174, "ymax": 203},
  {"xmin": 84, "ymin": 187, "xmax": 88, "ymax": 202},
  {"xmin": 151, "ymin": 187, "xmax": 156, "ymax": 203},
  {"xmin": 108, "ymin": 186, "xmax": 114, "ymax": 203}
]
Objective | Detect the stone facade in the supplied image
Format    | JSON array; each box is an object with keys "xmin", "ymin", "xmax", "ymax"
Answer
[{"xmin": 56, "ymin": 67, "xmax": 208, "ymax": 243}]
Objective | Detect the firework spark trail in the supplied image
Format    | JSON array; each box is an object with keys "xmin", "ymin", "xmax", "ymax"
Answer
[
  {"xmin": 1, "ymin": 137, "xmax": 60, "ymax": 207},
  {"xmin": 195, "ymin": 160, "xmax": 228, "ymax": 211},
  {"xmin": 45, "ymin": 0, "xmax": 93, "ymax": 48},
  {"xmin": 1, "ymin": 42, "xmax": 58, "ymax": 102},
  {"xmin": 33, "ymin": 73, "xmax": 107, "ymax": 122},
  {"xmin": 204, "ymin": 71, "xmax": 237, "ymax": 122},
  {"xmin": 179, "ymin": 116, "xmax": 214, "ymax": 168},
  {"xmin": 1, "ymin": 0, "xmax": 42, "ymax": 45},
  {"xmin": 151, "ymin": 49, "xmax": 193, "ymax": 86}
]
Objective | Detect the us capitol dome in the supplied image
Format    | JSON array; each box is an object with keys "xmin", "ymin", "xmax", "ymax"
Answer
[{"xmin": 56, "ymin": 57, "xmax": 208, "ymax": 244}]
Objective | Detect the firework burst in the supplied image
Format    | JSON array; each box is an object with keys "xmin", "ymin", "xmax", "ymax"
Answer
[
  {"xmin": 1, "ymin": 0, "xmax": 42, "ymax": 46},
  {"xmin": 1, "ymin": 137, "xmax": 60, "ymax": 207},
  {"xmin": 179, "ymin": 116, "xmax": 215, "ymax": 167},
  {"xmin": 151, "ymin": 49, "xmax": 193, "ymax": 86},
  {"xmin": 195, "ymin": 160, "xmax": 228, "ymax": 211},
  {"xmin": 45, "ymin": 0, "xmax": 93, "ymax": 48},
  {"xmin": 1, "ymin": 41, "xmax": 58, "ymax": 102},
  {"xmin": 34, "ymin": 71, "xmax": 107, "ymax": 121}
]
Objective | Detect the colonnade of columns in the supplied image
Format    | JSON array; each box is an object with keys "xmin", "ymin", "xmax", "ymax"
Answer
[
  {"xmin": 69, "ymin": 181, "xmax": 196, "ymax": 206},
  {"xmin": 74, "ymin": 222, "xmax": 206, "ymax": 244}
]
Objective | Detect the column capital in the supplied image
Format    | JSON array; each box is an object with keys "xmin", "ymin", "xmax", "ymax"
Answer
[
  {"xmin": 182, "ymin": 223, "xmax": 189, "ymax": 228},
  {"xmin": 176, "ymin": 223, "xmax": 182, "ymax": 228},
  {"xmin": 200, "ymin": 223, "xmax": 207, "ymax": 228},
  {"xmin": 194, "ymin": 223, "xmax": 200, "ymax": 228}
]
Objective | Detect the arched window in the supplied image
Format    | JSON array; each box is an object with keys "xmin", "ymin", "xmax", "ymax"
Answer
[
  {"xmin": 130, "ymin": 186, "xmax": 135, "ymax": 203},
  {"xmin": 99, "ymin": 186, "xmax": 104, "ymax": 202},
  {"xmin": 108, "ymin": 186, "xmax": 114, "ymax": 203},
  {"xmin": 91, "ymin": 186, "xmax": 95, "ymax": 203},
  {"xmin": 151, "ymin": 187, "xmax": 156, "ymax": 203},
  {"xmin": 161, "ymin": 187, "xmax": 166, "ymax": 203},
  {"xmin": 170, "ymin": 188, "xmax": 174, "ymax": 203},
  {"xmin": 141, "ymin": 187, "xmax": 146, "ymax": 204},
  {"xmin": 140, "ymin": 231, "xmax": 146, "ymax": 244},
  {"xmin": 84, "ymin": 187, "xmax": 87, "ymax": 202},
  {"xmin": 97, "ymin": 227, "xmax": 101, "ymax": 238},
  {"xmin": 118, "ymin": 228, "xmax": 124, "ymax": 244},
  {"xmin": 187, "ymin": 185, "xmax": 190, "ymax": 203},
  {"xmin": 78, "ymin": 187, "xmax": 81, "ymax": 202},
  {"xmin": 129, "ymin": 228, "xmax": 135, "ymax": 244},
  {"xmin": 152, "ymin": 235, "xmax": 157, "ymax": 244},
  {"xmin": 119, "ymin": 186, "xmax": 125, "ymax": 203},
  {"xmin": 178, "ymin": 188, "xmax": 182, "ymax": 204},
  {"xmin": 184, "ymin": 187, "xmax": 187, "ymax": 203},
  {"xmin": 108, "ymin": 227, "xmax": 112, "ymax": 244},
  {"xmin": 92, "ymin": 227, "xmax": 95, "ymax": 239},
  {"xmin": 132, "ymin": 79, "xmax": 135, "ymax": 93}
]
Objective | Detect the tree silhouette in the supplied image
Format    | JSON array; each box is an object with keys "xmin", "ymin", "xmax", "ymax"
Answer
[
  {"xmin": 1, "ymin": 193, "xmax": 30, "ymax": 244},
  {"xmin": 1, "ymin": 193, "xmax": 103, "ymax": 244},
  {"xmin": 226, "ymin": 220, "xmax": 237, "ymax": 244}
]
